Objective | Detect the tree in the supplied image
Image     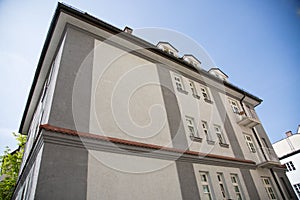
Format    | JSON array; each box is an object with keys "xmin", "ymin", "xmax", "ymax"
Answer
[{"xmin": 0, "ymin": 133, "xmax": 26, "ymax": 200}]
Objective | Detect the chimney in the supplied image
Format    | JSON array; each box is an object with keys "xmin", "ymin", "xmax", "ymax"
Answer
[
  {"xmin": 124, "ymin": 26, "xmax": 133, "ymax": 34},
  {"xmin": 285, "ymin": 131, "xmax": 292, "ymax": 137}
]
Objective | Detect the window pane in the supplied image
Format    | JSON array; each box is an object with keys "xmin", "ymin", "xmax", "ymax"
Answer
[
  {"xmin": 203, "ymin": 185, "xmax": 210, "ymax": 193},
  {"xmin": 201, "ymin": 174, "xmax": 207, "ymax": 182}
]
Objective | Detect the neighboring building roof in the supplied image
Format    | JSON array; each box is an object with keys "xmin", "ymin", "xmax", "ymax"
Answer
[
  {"xmin": 273, "ymin": 133, "xmax": 300, "ymax": 158},
  {"xmin": 19, "ymin": 2, "xmax": 262, "ymax": 134}
]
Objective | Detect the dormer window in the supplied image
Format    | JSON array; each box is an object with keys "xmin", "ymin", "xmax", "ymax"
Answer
[
  {"xmin": 156, "ymin": 42, "xmax": 179, "ymax": 57},
  {"xmin": 183, "ymin": 55, "xmax": 201, "ymax": 68},
  {"xmin": 208, "ymin": 68, "xmax": 228, "ymax": 82}
]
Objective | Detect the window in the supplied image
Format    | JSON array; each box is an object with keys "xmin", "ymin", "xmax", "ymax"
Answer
[
  {"xmin": 214, "ymin": 125, "xmax": 229, "ymax": 148},
  {"xmin": 174, "ymin": 75, "xmax": 183, "ymax": 90},
  {"xmin": 200, "ymin": 172, "xmax": 213, "ymax": 200},
  {"xmin": 174, "ymin": 74, "xmax": 187, "ymax": 94},
  {"xmin": 231, "ymin": 174, "xmax": 243, "ymax": 200},
  {"xmin": 294, "ymin": 183, "xmax": 300, "ymax": 198},
  {"xmin": 244, "ymin": 134, "xmax": 256, "ymax": 153},
  {"xmin": 200, "ymin": 86, "xmax": 212, "ymax": 103},
  {"xmin": 217, "ymin": 173, "xmax": 228, "ymax": 199},
  {"xmin": 285, "ymin": 161, "xmax": 296, "ymax": 172},
  {"xmin": 201, "ymin": 121, "xmax": 214, "ymax": 144},
  {"xmin": 189, "ymin": 80, "xmax": 200, "ymax": 99},
  {"xmin": 229, "ymin": 99, "xmax": 240, "ymax": 114},
  {"xmin": 186, "ymin": 117, "xmax": 201, "ymax": 142},
  {"xmin": 261, "ymin": 177, "xmax": 277, "ymax": 199}
]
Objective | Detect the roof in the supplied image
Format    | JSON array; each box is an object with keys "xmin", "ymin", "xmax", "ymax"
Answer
[{"xmin": 19, "ymin": 2, "xmax": 262, "ymax": 134}]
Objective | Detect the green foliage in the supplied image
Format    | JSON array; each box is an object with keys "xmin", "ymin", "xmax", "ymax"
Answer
[{"xmin": 0, "ymin": 133, "xmax": 26, "ymax": 200}]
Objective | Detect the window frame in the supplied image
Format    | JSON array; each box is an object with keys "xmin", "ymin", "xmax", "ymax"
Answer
[
  {"xmin": 200, "ymin": 86, "xmax": 212, "ymax": 103},
  {"xmin": 217, "ymin": 172, "xmax": 228, "ymax": 199},
  {"xmin": 174, "ymin": 74, "xmax": 188, "ymax": 94},
  {"xmin": 214, "ymin": 125, "xmax": 229, "ymax": 148},
  {"xmin": 244, "ymin": 134, "xmax": 256, "ymax": 153},
  {"xmin": 189, "ymin": 80, "xmax": 200, "ymax": 99},
  {"xmin": 229, "ymin": 99, "xmax": 240, "ymax": 114},
  {"xmin": 185, "ymin": 116, "xmax": 202, "ymax": 142},
  {"xmin": 199, "ymin": 172, "xmax": 213, "ymax": 200},
  {"xmin": 230, "ymin": 174, "xmax": 244, "ymax": 200},
  {"xmin": 201, "ymin": 121, "xmax": 215, "ymax": 145},
  {"xmin": 293, "ymin": 183, "xmax": 300, "ymax": 198},
  {"xmin": 285, "ymin": 161, "xmax": 296, "ymax": 172},
  {"xmin": 261, "ymin": 177, "xmax": 277, "ymax": 200}
]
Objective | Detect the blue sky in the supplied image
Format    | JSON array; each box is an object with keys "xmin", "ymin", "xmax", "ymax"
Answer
[{"xmin": 0, "ymin": 0, "xmax": 299, "ymax": 154}]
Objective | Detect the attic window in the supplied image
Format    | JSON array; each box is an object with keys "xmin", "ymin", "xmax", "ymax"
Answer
[
  {"xmin": 183, "ymin": 55, "xmax": 201, "ymax": 68},
  {"xmin": 156, "ymin": 42, "xmax": 178, "ymax": 58}
]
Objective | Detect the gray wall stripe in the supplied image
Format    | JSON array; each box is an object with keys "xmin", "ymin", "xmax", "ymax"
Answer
[
  {"xmin": 35, "ymin": 142, "xmax": 88, "ymax": 199},
  {"xmin": 240, "ymin": 169, "xmax": 260, "ymax": 199},
  {"xmin": 157, "ymin": 65, "xmax": 201, "ymax": 200},
  {"xmin": 49, "ymin": 26, "xmax": 94, "ymax": 132},
  {"xmin": 210, "ymin": 89, "xmax": 244, "ymax": 159},
  {"xmin": 210, "ymin": 89, "xmax": 260, "ymax": 198}
]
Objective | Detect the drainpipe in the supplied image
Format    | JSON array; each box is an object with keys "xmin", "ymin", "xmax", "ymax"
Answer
[
  {"xmin": 239, "ymin": 92, "xmax": 246, "ymax": 116},
  {"xmin": 240, "ymin": 92, "xmax": 267, "ymax": 160},
  {"xmin": 270, "ymin": 169, "xmax": 286, "ymax": 200}
]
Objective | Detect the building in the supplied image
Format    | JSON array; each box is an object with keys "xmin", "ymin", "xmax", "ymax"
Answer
[
  {"xmin": 12, "ymin": 3, "xmax": 297, "ymax": 200},
  {"xmin": 273, "ymin": 126, "xmax": 300, "ymax": 199}
]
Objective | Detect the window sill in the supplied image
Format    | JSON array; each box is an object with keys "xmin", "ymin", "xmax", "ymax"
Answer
[
  {"xmin": 219, "ymin": 143, "xmax": 229, "ymax": 148},
  {"xmin": 204, "ymin": 98, "xmax": 213, "ymax": 104},
  {"xmin": 206, "ymin": 140, "xmax": 215, "ymax": 145},
  {"xmin": 190, "ymin": 135, "xmax": 202, "ymax": 143},
  {"xmin": 193, "ymin": 94, "xmax": 200, "ymax": 99},
  {"xmin": 177, "ymin": 88, "xmax": 188, "ymax": 95}
]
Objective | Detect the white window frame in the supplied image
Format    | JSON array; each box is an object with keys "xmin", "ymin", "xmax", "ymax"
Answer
[
  {"xmin": 200, "ymin": 86, "xmax": 211, "ymax": 102},
  {"xmin": 229, "ymin": 99, "xmax": 240, "ymax": 114},
  {"xmin": 189, "ymin": 80, "xmax": 200, "ymax": 99},
  {"xmin": 261, "ymin": 177, "xmax": 277, "ymax": 199},
  {"xmin": 214, "ymin": 125, "xmax": 228, "ymax": 148},
  {"xmin": 201, "ymin": 121, "xmax": 214, "ymax": 144},
  {"xmin": 217, "ymin": 172, "xmax": 228, "ymax": 199},
  {"xmin": 214, "ymin": 125, "xmax": 225, "ymax": 143},
  {"xmin": 244, "ymin": 134, "xmax": 256, "ymax": 153},
  {"xmin": 174, "ymin": 74, "xmax": 184, "ymax": 91},
  {"xmin": 230, "ymin": 174, "xmax": 243, "ymax": 200},
  {"xmin": 185, "ymin": 116, "xmax": 201, "ymax": 141},
  {"xmin": 294, "ymin": 183, "xmax": 300, "ymax": 198},
  {"xmin": 200, "ymin": 172, "xmax": 213, "ymax": 200},
  {"xmin": 285, "ymin": 161, "xmax": 296, "ymax": 172}
]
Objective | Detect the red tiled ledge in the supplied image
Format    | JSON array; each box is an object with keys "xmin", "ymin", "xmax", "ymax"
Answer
[{"xmin": 40, "ymin": 124, "xmax": 256, "ymax": 165}]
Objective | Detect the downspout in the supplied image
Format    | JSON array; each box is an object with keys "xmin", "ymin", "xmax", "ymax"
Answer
[
  {"xmin": 240, "ymin": 92, "xmax": 267, "ymax": 160},
  {"xmin": 239, "ymin": 92, "xmax": 246, "ymax": 116},
  {"xmin": 270, "ymin": 169, "xmax": 286, "ymax": 200}
]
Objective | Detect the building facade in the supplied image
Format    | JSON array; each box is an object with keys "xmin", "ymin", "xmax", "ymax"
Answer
[
  {"xmin": 273, "ymin": 127, "xmax": 300, "ymax": 199},
  {"xmin": 13, "ymin": 3, "xmax": 297, "ymax": 200}
]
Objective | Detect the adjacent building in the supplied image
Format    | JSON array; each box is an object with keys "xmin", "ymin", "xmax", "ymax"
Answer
[
  {"xmin": 12, "ymin": 3, "xmax": 297, "ymax": 199},
  {"xmin": 273, "ymin": 126, "xmax": 300, "ymax": 199}
]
